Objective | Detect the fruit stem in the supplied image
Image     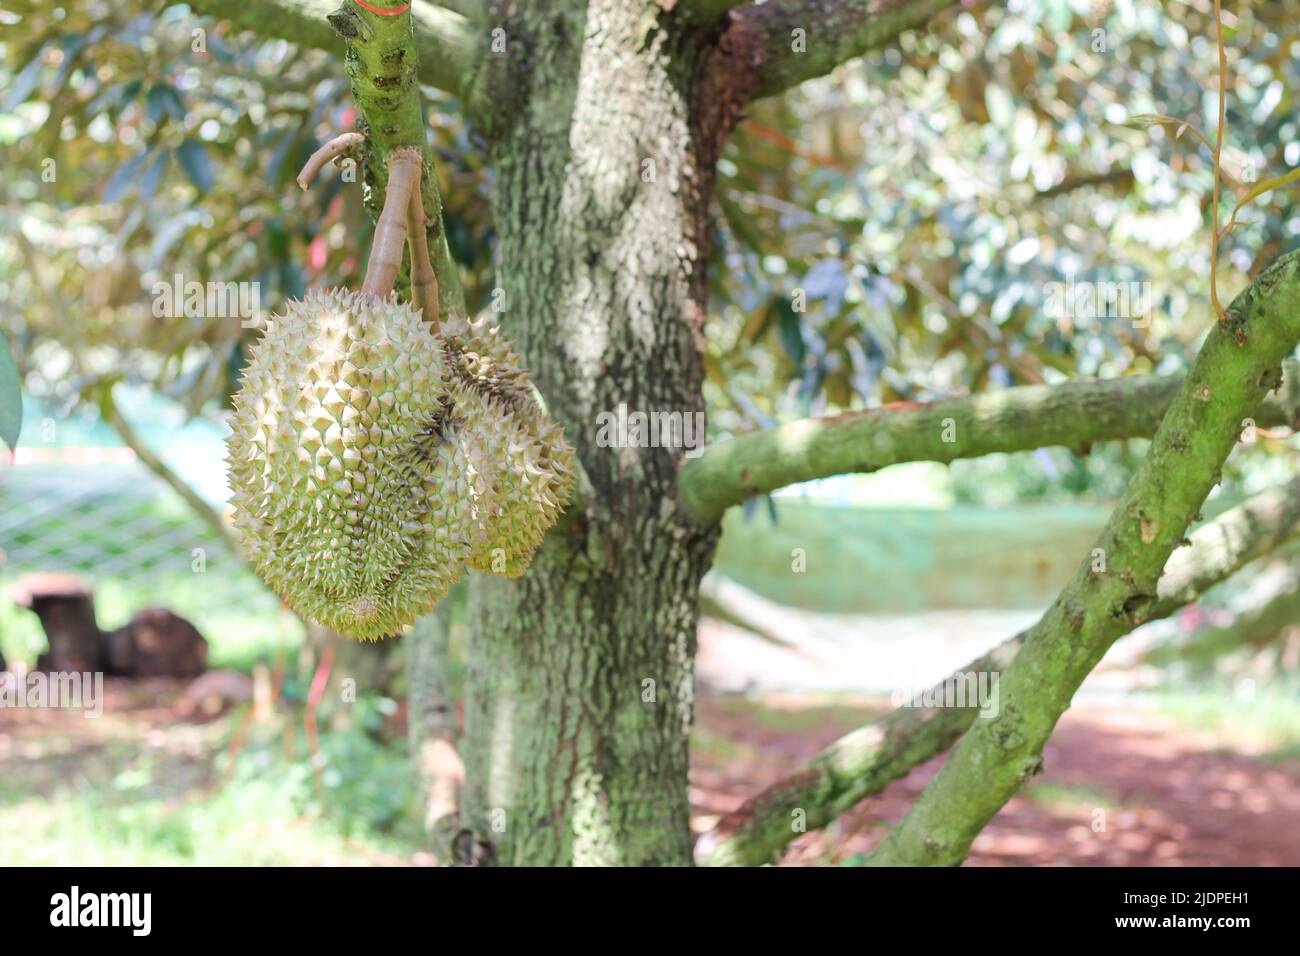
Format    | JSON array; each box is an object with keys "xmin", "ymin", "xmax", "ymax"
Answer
[
  {"xmin": 329, "ymin": 0, "xmax": 466, "ymax": 318},
  {"xmin": 296, "ymin": 131, "xmax": 365, "ymax": 191},
  {"xmin": 361, "ymin": 147, "xmax": 422, "ymax": 300},
  {"xmin": 407, "ymin": 177, "xmax": 440, "ymax": 329}
]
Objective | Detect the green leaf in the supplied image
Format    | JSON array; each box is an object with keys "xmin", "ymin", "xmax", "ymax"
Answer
[
  {"xmin": 140, "ymin": 149, "xmax": 170, "ymax": 202},
  {"xmin": 1, "ymin": 45, "xmax": 47, "ymax": 113},
  {"xmin": 104, "ymin": 151, "xmax": 148, "ymax": 202},
  {"xmin": 775, "ymin": 297, "xmax": 807, "ymax": 367},
  {"xmin": 145, "ymin": 83, "xmax": 186, "ymax": 126},
  {"xmin": 177, "ymin": 139, "xmax": 215, "ymax": 193},
  {"xmin": 1225, "ymin": 165, "xmax": 1300, "ymax": 231},
  {"xmin": 0, "ymin": 332, "xmax": 22, "ymax": 452}
]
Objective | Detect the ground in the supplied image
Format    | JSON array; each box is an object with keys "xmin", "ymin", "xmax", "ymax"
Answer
[
  {"xmin": 690, "ymin": 695, "xmax": 1300, "ymax": 866},
  {"xmin": 2, "ymin": 675, "xmax": 1297, "ymax": 865}
]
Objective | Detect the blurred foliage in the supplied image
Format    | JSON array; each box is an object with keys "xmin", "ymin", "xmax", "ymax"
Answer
[
  {"xmin": 707, "ymin": 0, "xmax": 1300, "ymax": 498},
  {"xmin": 2, "ymin": 0, "xmax": 1300, "ymax": 505},
  {"xmin": 1155, "ymin": 680, "xmax": 1300, "ymax": 762},
  {"xmin": 0, "ymin": 330, "xmax": 19, "ymax": 449},
  {"xmin": 0, "ymin": 0, "xmax": 493, "ymax": 423}
]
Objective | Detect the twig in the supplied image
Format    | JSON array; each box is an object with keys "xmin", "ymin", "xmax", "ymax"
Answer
[
  {"xmin": 406, "ymin": 177, "xmax": 439, "ymax": 328},
  {"xmin": 100, "ymin": 392, "xmax": 238, "ymax": 549},
  {"xmin": 360, "ymin": 147, "xmax": 422, "ymax": 300},
  {"xmin": 296, "ymin": 131, "xmax": 365, "ymax": 191}
]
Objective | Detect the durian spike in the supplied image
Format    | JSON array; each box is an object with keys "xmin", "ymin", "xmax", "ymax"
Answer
[
  {"xmin": 297, "ymin": 131, "xmax": 365, "ymax": 191},
  {"xmin": 361, "ymin": 147, "xmax": 422, "ymax": 300},
  {"xmin": 406, "ymin": 171, "xmax": 439, "ymax": 329}
]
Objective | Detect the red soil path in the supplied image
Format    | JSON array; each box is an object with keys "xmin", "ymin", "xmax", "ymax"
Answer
[{"xmin": 690, "ymin": 698, "xmax": 1300, "ymax": 866}]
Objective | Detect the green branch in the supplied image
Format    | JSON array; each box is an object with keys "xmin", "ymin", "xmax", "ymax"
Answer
[
  {"xmin": 696, "ymin": 474, "xmax": 1300, "ymax": 866},
  {"xmin": 679, "ymin": 363, "xmax": 1300, "ymax": 526},
  {"xmin": 865, "ymin": 249, "xmax": 1300, "ymax": 866},
  {"xmin": 319, "ymin": 2, "xmax": 470, "ymax": 849},
  {"xmin": 189, "ymin": 0, "xmax": 486, "ymax": 310},
  {"xmin": 723, "ymin": 0, "xmax": 961, "ymax": 101},
  {"xmin": 326, "ymin": 0, "xmax": 466, "ymax": 316},
  {"xmin": 189, "ymin": 0, "xmax": 488, "ymax": 126},
  {"xmin": 101, "ymin": 390, "xmax": 238, "ymax": 550},
  {"xmin": 1146, "ymin": 580, "xmax": 1300, "ymax": 667}
]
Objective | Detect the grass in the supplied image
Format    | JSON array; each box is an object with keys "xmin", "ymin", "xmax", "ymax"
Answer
[
  {"xmin": 2, "ymin": 777, "xmax": 422, "ymax": 866},
  {"xmin": 1021, "ymin": 779, "xmax": 1122, "ymax": 811},
  {"xmin": 0, "ymin": 689, "xmax": 425, "ymax": 866},
  {"xmin": 1151, "ymin": 681, "xmax": 1300, "ymax": 766}
]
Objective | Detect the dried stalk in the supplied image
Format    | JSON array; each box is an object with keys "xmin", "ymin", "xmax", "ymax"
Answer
[
  {"xmin": 296, "ymin": 131, "xmax": 365, "ymax": 190},
  {"xmin": 360, "ymin": 147, "xmax": 422, "ymax": 300},
  {"xmin": 407, "ymin": 178, "xmax": 440, "ymax": 327}
]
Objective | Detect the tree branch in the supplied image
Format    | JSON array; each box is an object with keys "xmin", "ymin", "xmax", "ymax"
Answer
[
  {"xmin": 721, "ymin": 0, "xmax": 962, "ymax": 102},
  {"xmin": 865, "ymin": 249, "xmax": 1300, "ymax": 866},
  {"xmin": 100, "ymin": 390, "xmax": 239, "ymax": 551},
  {"xmin": 1145, "ymin": 579, "xmax": 1300, "ymax": 668},
  {"xmin": 327, "ymin": 0, "xmax": 468, "ymax": 316},
  {"xmin": 188, "ymin": 0, "xmax": 489, "ymax": 124},
  {"xmin": 407, "ymin": 609, "xmax": 464, "ymax": 858},
  {"xmin": 310, "ymin": 1, "xmax": 475, "ymax": 842},
  {"xmin": 696, "ymin": 474, "xmax": 1300, "ymax": 866},
  {"xmin": 679, "ymin": 363, "xmax": 1300, "ymax": 526}
]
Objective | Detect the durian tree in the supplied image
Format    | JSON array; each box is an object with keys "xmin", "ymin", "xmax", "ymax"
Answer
[
  {"xmin": 9, "ymin": 0, "xmax": 1300, "ymax": 867},
  {"xmin": 194, "ymin": 0, "xmax": 1300, "ymax": 867}
]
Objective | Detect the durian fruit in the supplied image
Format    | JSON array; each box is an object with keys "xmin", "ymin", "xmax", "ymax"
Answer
[
  {"xmin": 226, "ymin": 288, "xmax": 575, "ymax": 640},
  {"xmin": 454, "ymin": 382, "xmax": 575, "ymax": 577},
  {"xmin": 439, "ymin": 314, "xmax": 575, "ymax": 577}
]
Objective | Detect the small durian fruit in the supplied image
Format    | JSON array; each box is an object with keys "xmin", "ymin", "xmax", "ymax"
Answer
[
  {"xmin": 440, "ymin": 313, "xmax": 535, "ymax": 411},
  {"xmin": 227, "ymin": 288, "xmax": 471, "ymax": 640},
  {"xmin": 451, "ymin": 383, "xmax": 576, "ymax": 578}
]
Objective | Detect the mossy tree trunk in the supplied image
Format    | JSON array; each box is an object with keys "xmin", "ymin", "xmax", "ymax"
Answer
[{"xmin": 456, "ymin": 3, "xmax": 727, "ymax": 867}]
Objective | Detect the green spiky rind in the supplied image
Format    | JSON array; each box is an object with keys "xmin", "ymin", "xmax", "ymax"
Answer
[
  {"xmin": 441, "ymin": 312, "xmax": 574, "ymax": 574},
  {"xmin": 227, "ymin": 291, "xmax": 576, "ymax": 639},
  {"xmin": 452, "ymin": 384, "xmax": 576, "ymax": 578},
  {"xmin": 227, "ymin": 288, "xmax": 465, "ymax": 640},
  {"xmin": 435, "ymin": 312, "xmax": 576, "ymax": 576},
  {"xmin": 440, "ymin": 313, "xmax": 536, "ymax": 414}
]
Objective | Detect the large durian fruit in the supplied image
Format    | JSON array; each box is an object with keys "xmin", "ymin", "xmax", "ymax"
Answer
[{"xmin": 226, "ymin": 287, "xmax": 574, "ymax": 640}]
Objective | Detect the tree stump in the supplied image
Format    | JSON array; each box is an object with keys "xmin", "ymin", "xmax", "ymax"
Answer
[{"xmin": 12, "ymin": 573, "xmax": 101, "ymax": 673}]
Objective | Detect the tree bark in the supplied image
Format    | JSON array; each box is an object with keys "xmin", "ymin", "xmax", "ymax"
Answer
[
  {"xmin": 14, "ymin": 574, "xmax": 102, "ymax": 674},
  {"xmin": 457, "ymin": 1, "xmax": 726, "ymax": 866},
  {"xmin": 406, "ymin": 608, "xmax": 464, "ymax": 858}
]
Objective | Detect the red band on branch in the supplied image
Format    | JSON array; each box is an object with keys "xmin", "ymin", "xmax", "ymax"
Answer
[{"xmin": 352, "ymin": 0, "xmax": 411, "ymax": 15}]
